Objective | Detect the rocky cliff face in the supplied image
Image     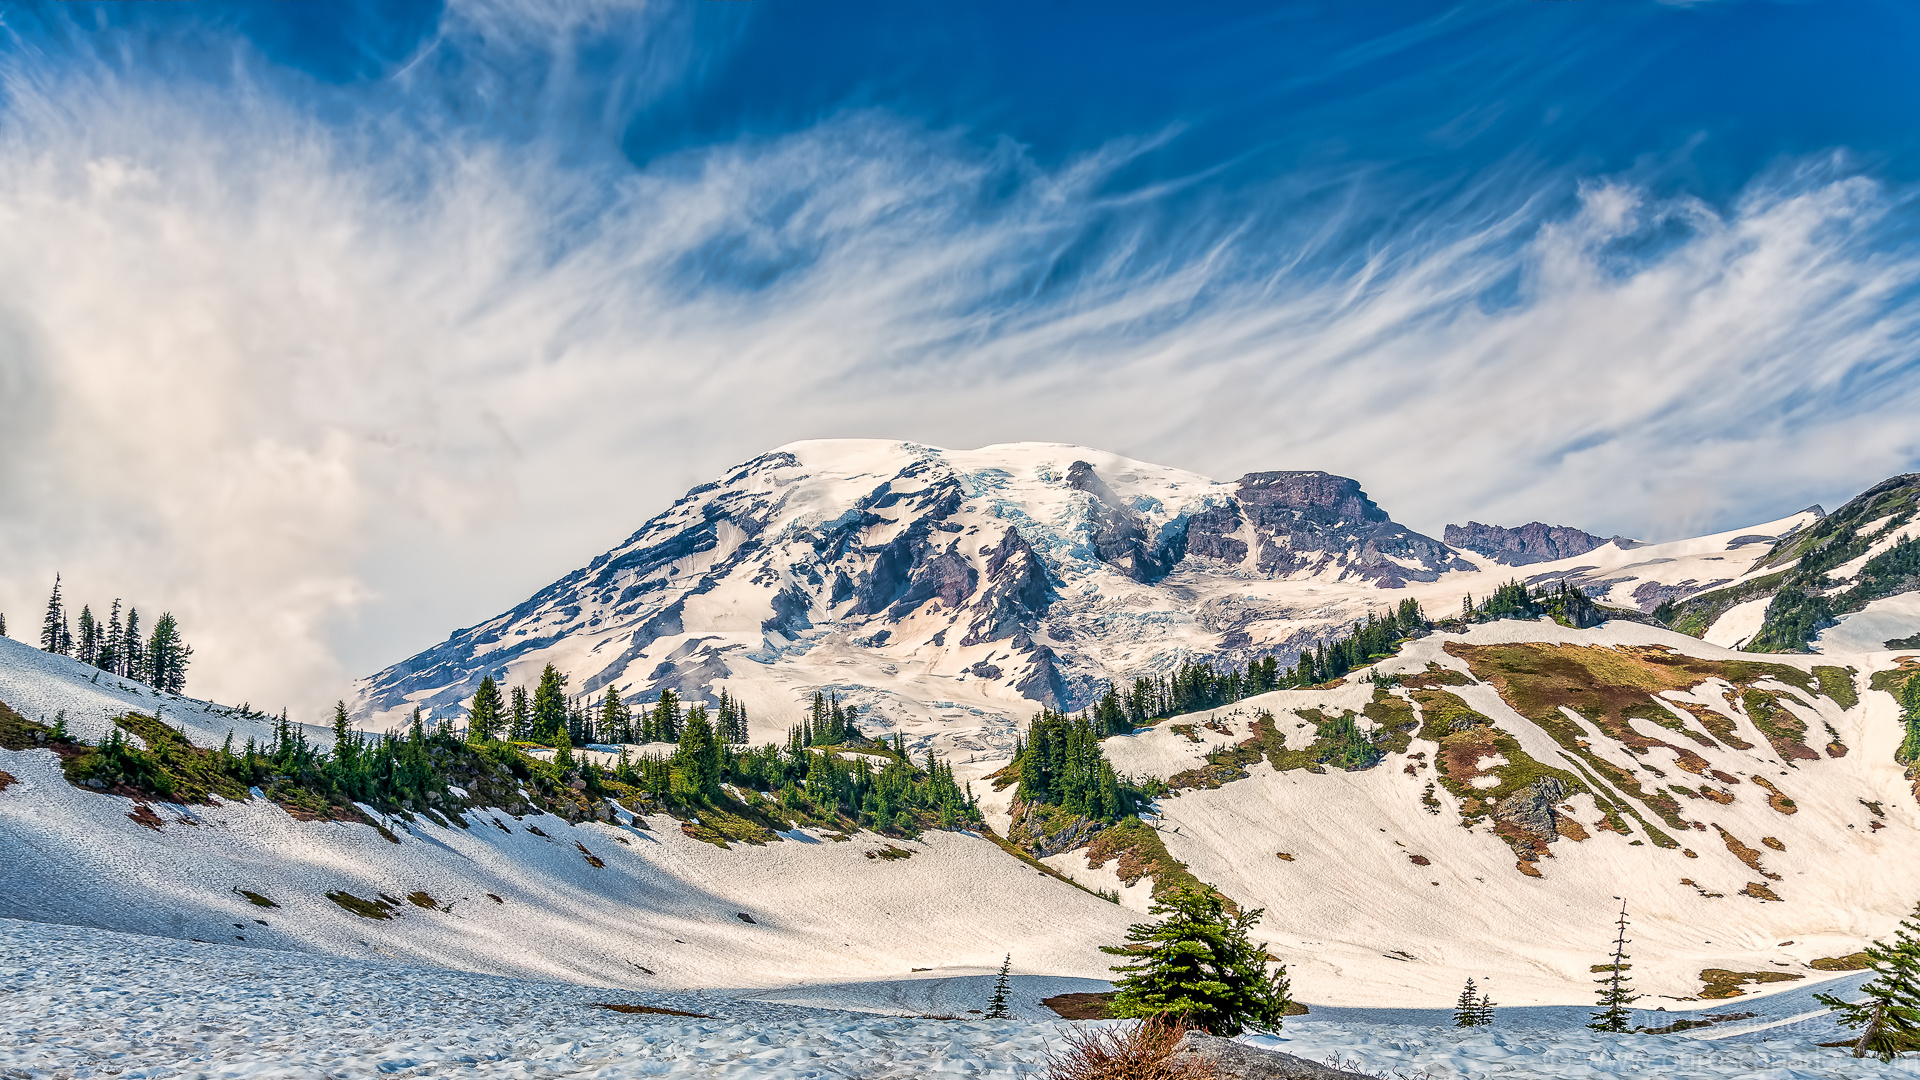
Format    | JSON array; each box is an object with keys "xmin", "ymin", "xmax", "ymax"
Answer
[{"xmin": 1443, "ymin": 521, "xmax": 1620, "ymax": 566}]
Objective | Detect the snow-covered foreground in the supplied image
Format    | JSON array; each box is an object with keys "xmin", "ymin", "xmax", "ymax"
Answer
[{"xmin": 4, "ymin": 918, "xmax": 1915, "ymax": 1080}]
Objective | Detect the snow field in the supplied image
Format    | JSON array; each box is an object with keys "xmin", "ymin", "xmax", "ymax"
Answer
[
  {"xmin": 0, "ymin": 918, "xmax": 1059, "ymax": 1079},
  {"xmin": 4, "ymin": 918, "xmax": 1912, "ymax": 1080}
]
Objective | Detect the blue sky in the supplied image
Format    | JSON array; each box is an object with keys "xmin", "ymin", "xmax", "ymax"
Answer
[{"xmin": 5, "ymin": 0, "xmax": 1920, "ymax": 709}]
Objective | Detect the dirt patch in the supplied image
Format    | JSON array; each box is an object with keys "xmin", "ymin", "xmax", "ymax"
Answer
[
  {"xmin": 1749, "ymin": 776, "xmax": 1797, "ymax": 815},
  {"xmin": 865, "ymin": 844, "xmax": 914, "ymax": 861},
  {"xmin": 1736, "ymin": 690, "xmax": 1821, "ymax": 764},
  {"xmin": 0, "ymin": 769, "xmax": 16, "ymax": 792},
  {"xmin": 235, "ymin": 889, "xmax": 278, "ymax": 908},
  {"xmin": 1699, "ymin": 968, "xmax": 1801, "ymax": 998},
  {"xmin": 1043, "ymin": 991, "xmax": 1116, "ymax": 1019},
  {"xmin": 591, "ymin": 1003, "xmax": 713, "ymax": 1018},
  {"xmin": 1407, "ymin": 854, "xmax": 1430, "ymax": 866},
  {"xmin": 407, "ymin": 891, "xmax": 438, "ymax": 909},
  {"xmin": 326, "ymin": 891, "xmax": 396, "ymax": 920},
  {"xmin": 1083, "ymin": 818, "xmax": 1211, "ymax": 901},
  {"xmin": 1740, "ymin": 882, "xmax": 1784, "ymax": 902},
  {"xmin": 127, "ymin": 804, "xmax": 165, "ymax": 830},
  {"xmin": 1275, "ymin": 852, "xmax": 1294, "ymax": 861},
  {"xmin": 1811, "ymin": 952, "xmax": 1872, "ymax": 971},
  {"xmin": 575, "ymin": 842, "xmax": 606, "ymax": 867},
  {"xmin": 1760, "ymin": 836, "xmax": 1785, "ymax": 851},
  {"xmin": 1715, "ymin": 826, "xmax": 1780, "ymax": 880}
]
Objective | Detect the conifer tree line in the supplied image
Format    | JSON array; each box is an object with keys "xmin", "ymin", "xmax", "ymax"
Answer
[
  {"xmin": 1111, "ymin": 598, "xmax": 1429, "ymax": 725},
  {"xmin": 457, "ymin": 665, "xmax": 977, "ymax": 833},
  {"xmin": 787, "ymin": 692, "xmax": 859, "ymax": 750},
  {"xmin": 462, "ymin": 664, "xmax": 754, "ymax": 748},
  {"xmin": 1459, "ymin": 579, "xmax": 1602, "ymax": 630},
  {"xmin": 1012, "ymin": 709, "xmax": 1152, "ymax": 822},
  {"xmin": 34, "ymin": 575, "xmax": 192, "ymax": 693}
]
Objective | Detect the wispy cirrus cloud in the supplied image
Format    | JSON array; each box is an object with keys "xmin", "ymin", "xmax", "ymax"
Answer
[{"xmin": 0, "ymin": 17, "xmax": 1917, "ymax": 716}]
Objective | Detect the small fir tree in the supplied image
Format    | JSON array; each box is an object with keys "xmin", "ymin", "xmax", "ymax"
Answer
[
  {"xmin": 1102, "ymin": 884, "xmax": 1292, "ymax": 1036},
  {"xmin": 469, "ymin": 676, "xmax": 505, "ymax": 742},
  {"xmin": 97, "ymin": 600, "xmax": 121, "ymax": 674},
  {"xmin": 509, "ymin": 684, "xmax": 530, "ymax": 741},
  {"xmin": 1475, "ymin": 989, "xmax": 1495, "ymax": 1026},
  {"xmin": 1589, "ymin": 900, "xmax": 1639, "ymax": 1032},
  {"xmin": 677, "ymin": 706, "xmax": 722, "ymax": 802},
  {"xmin": 75, "ymin": 605, "xmax": 98, "ymax": 665},
  {"xmin": 598, "ymin": 685, "xmax": 629, "ymax": 744},
  {"xmin": 145, "ymin": 613, "xmax": 192, "ymax": 693},
  {"xmin": 531, "ymin": 664, "xmax": 568, "ymax": 744},
  {"xmin": 1454, "ymin": 978, "xmax": 1483, "ymax": 1027},
  {"xmin": 40, "ymin": 575, "xmax": 66, "ymax": 654},
  {"xmin": 985, "ymin": 954, "xmax": 1013, "ymax": 1019},
  {"xmin": 120, "ymin": 608, "xmax": 144, "ymax": 681},
  {"xmin": 1816, "ymin": 903, "xmax": 1920, "ymax": 1060}
]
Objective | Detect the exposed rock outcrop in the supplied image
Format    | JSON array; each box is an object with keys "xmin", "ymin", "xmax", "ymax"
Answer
[
  {"xmin": 1445, "ymin": 521, "xmax": 1623, "ymax": 566},
  {"xmin": 1494, "ymin": 775, "xmax": 1572, "ymax": 842},
  {"xmin": 1183, "ymin": 470, "xmax": 1460, "ymax": 585}
]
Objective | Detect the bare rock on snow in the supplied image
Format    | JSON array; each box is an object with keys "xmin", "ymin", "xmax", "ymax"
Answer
[
  {"xmin": 1493, "ymin": 775, "xmax": 1572, "ymax": 843},
  {"xmin": 1172, "ymin": 1032, "xmax": 1376, "ymax": 1080}
]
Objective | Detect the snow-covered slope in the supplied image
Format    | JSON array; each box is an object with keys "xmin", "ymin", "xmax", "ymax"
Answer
[
  {"xmin": 1034, "ymin": 620, "xmax": 1920, "ymax": 1008},
  {"xmin": 0, "ymin": 635, "xmax": 308, "ymax": 748},
  {"xmin": 0, "ymin": 651, "xmax": 1131, "ymax": 993}
]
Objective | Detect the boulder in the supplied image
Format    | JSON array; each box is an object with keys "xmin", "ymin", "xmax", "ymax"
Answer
[{"xmin": 1172, "ymin": 1032, "xmax": 1377, "ymax": 1079}]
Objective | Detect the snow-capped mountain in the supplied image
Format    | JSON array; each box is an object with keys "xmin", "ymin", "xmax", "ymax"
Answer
[
  {"xmin": 356, "ymin": 441, "xmax": 1473, "ymax": 743},
  {"xmin": 355, "ymin": 442, "xmax": 1915, "ymax": 754}
]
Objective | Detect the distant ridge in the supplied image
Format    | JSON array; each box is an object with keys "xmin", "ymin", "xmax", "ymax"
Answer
[{"xmin": 1443, "ymin": 521, "xmax": 1628, "ymax": 566}]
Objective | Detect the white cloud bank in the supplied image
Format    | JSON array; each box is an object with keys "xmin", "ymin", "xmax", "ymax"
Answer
[{"xmin": 0, "ymin": 57, "xmax": 1916, "ymax": 717}]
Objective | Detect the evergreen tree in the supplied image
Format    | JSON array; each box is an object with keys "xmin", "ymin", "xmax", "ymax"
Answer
[
  {"xmin": 1816, "ymin": 903, "xmax": 1920, "ymax": 1060},
  {"xmin": 0, "ymin": 613, "xmax": 7, "ymax": 637},
  {"xmin": 648, "ymin": 689, "xmax": 682, "ymax": 744},
  {"xmin": 40, "ymin": 575, "xmax": 66, "ymax": 654},
  {"xmin": 469, "ymin": 676, "xmax": 505, "ymax": 742},
  {"xmin": 1475, "ymin": 990, "xmax": 1495, "ymax": 1026},
  {"xmin": 509, "ymin": 685, "xmax": 530, "ymax": 741},
  {"xmin": 1454, "ymin": 978, "xmax": 1483, "ymax": 1027},
  {"xmin": 1102, "ymin": 884, "xmax": 1293, "ymax": 1036},
  {"xmin": 677, "ymin": 706, "xmax": 722, "ymax": 801},
  {"xmin": 145, "ymin": 613, "xmax": 192, "ymax": 693},
  {"xmin": 985, "ymin": 954, "xmax": 1014, "ymax": 1019},
  {"xmin": 121, "ymin": 608, "xmax": 144, "ymax": 681},
  {"xmin": 1589, "ymin": 900, "xmax": 1639, "ymax": 1032},
  {"xmin": 598, "ymin": 685, "xmax": 630, "ymax": 744},
  {"xmin": 531, "ymin": 664, "xmax": 568, "ymax": 744},
  {"xmin": 97, "ymin": 601, "xmax": 121, "ymax": 675},
  {"xmin": 330, "ymin": 701, "xmax": 360, "ymax": 775},
  {"xmin": 75, "ymin": 605, "xmax": 98, "ymax": 666}
]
